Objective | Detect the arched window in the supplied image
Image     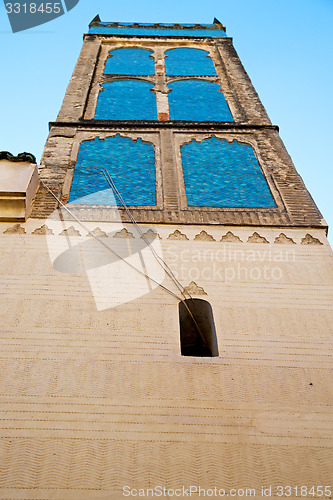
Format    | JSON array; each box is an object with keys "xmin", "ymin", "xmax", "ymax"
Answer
[
  {"xmin": 105, "ymin": 47, "xmax": 155, "ymax": 75},
  {"xmin": 181, "ymin": 137, "xmax": 276, "ymax": 208},
  {"xmin": 179, "ymin": 299, "xmax": 218, "ymax": 357},
  {"xmin": 68, "ymin": 135, "xmax": 156, "ymax": 206},
  {"xmin": 165, "ymin": 48, "xmax": 216, "ymax": 76},
  {"xmin": 168, "ymin": 80, "xmax": 233, "ymax": 121},
  {"xmin": 95, "ymin": 80, "xmax": 157, "ymax": 120}
]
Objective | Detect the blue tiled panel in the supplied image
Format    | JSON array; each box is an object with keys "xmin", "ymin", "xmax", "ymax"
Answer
[
  {"xmin": 94, "ymin": 80, "xmax": 157, "ymax": 120},
  {"xmin": 165, "ymin": 48, "xmax": 216, "ymax": 75},
  {"xmin": 181, "ymin": 137, "xmax": 276, "ymax": 208},
  {"xmin": 68, "ymin": 135, "xmax": 156, "ymax": 206},
  {"xmin": 168, "ymin": 80, "xmax": 233, "ymax": 121},
  {"xmin": 89, "ymin": 26, "xmax": 227, "ymax": 38},
  {"xmin": 105, "ymin": 47, "xmax": 155, "ymax": 75}
]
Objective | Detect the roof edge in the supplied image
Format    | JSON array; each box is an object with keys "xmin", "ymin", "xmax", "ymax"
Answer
[{"xmin": 88, "ymin": 19, "xmax": 226, "ymax": 32}]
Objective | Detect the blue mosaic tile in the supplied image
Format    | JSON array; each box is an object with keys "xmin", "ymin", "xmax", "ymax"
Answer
[
  {"xmin": 89, "ymin": 26, "xmax": 227, "ymax": 38},
  {"xmin": 168, "ymin": 80, "xmax": 233, "ymax": 121},
  {"xmin": 95, "ymin": 80, "xmax": 157, "ymax": 120},
  {"xmin": 181, "ymin": 137, "xmax": 276, "ymax": 208},
  {"xmin": 165, "ymin": 48, "xmax": 216, "ymax": 76},
  {"xmin": 68, "ymin": 135, "xmax": 156, "ymax": 206},
  {"xmin": 105, "ymin": 47, "xmax": 155, "ymax": 75}
]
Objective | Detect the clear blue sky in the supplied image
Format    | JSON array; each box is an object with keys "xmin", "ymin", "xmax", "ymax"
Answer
[{"xmin": 0, "ymin": 0, "xmax": 332, "ymax": 242}]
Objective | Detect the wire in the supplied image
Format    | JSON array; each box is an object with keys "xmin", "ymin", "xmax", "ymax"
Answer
[
  {"xmin": 41, "ymin": 178, "xmax": 182, "ymax": 302},
  {"xmin": 41, "ymin": 176, "xmax": 210, "ymax": 350},
  {"xmin": 88, "ymin": 165, "xmax": 192, "ymax": 301},
  {"xmin": 73, "ymin": 166, "xmax": 209, "ymax": 348}
]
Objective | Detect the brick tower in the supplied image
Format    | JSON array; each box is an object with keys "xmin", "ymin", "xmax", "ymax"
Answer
[{"xmin": 0, "ymin": 17, "xmax": 332, "ymax": 499}]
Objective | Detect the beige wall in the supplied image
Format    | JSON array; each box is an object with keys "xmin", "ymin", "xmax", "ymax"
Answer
[
  {"xmin": 0, "ymin": 220, "xmax": 332, "ymax": 499},
  {"xmin": 0, "ymin": 160, "xmax": 39, "ymax": 221}
]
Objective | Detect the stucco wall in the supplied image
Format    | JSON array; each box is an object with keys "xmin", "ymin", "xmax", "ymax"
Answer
[{"xmin": 0, "ymin": 220, "xmax": 332, "ymax": 498}]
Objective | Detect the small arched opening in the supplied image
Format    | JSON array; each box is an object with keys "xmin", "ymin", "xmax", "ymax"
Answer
[{"xmin": 179, "ymin": 299, "xmax": 219, "ymax": 357}]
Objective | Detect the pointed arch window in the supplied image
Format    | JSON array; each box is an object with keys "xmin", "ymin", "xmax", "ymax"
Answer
[
  {"xmin": 94, "ymin": 80, "xmax": 157, "ymax": 120},
  {"xmin": 68, "ymin": 135, "xmax": 156, "ymax": 206},
  {"xmin": 105, "ymin": 47, "xmax": 155, "ymax": 75},
  {"xmin": 168, "ymin": 80, "xmax": 233, "ymax": 121},
  {"xmin": 179, "ymin": 299, "xmax": 219, "ymax": 357},
  {"xmin": 165, "ymin": 48, "xmax": 216, "ymax": 76},
  {"xmin": 180, "ymin": 137, "xmax": 276, "ymax": 208}
]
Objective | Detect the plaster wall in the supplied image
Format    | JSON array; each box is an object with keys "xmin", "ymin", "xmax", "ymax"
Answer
[
  {"xmin": 0, "ymin": 220, "xmax": 332, "ymax": 498},
  {"xmin": 0, "ymin": 161, "xmax": 39, "ymax": 221}
]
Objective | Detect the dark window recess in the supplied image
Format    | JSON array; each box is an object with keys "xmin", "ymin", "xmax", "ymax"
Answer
[{"xmin": 179, "ymin": 299, "xmax": 219, "ymax": 357}]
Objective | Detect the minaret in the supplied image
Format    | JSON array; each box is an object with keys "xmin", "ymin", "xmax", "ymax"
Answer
[{"xmin": 0, "ymin": 18, "xmax": 332, "ymax": 499}]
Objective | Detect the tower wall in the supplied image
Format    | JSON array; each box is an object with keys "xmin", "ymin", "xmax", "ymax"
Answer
[{"xmin": 0, "ymin": 20, "xmax": 332, "ymax": 499}]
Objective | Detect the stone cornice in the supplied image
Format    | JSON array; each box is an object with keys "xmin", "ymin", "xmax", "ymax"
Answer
[{"xmin": 49, "ymin": 121, "xmax": 279, "ymax": 132}]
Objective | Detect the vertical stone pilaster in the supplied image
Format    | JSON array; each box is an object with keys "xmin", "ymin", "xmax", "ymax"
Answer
[
  {"xmin": 156, "ymin": 92, "xmax": 170, "ymax": 121},
  {"xmin": 160, "ymin": 129, "xmax": 180, "ymax": 211},
  {"xmin": 215, "ymin": 39, "xmax": 272, "ymax": 124},
  {"xmin": 57, "ymin": 36, "xmax": 101, "ymax": 122},
  {"xmin": 154, "ymin": 46, "xmax": 170, "ymax": 121}
]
